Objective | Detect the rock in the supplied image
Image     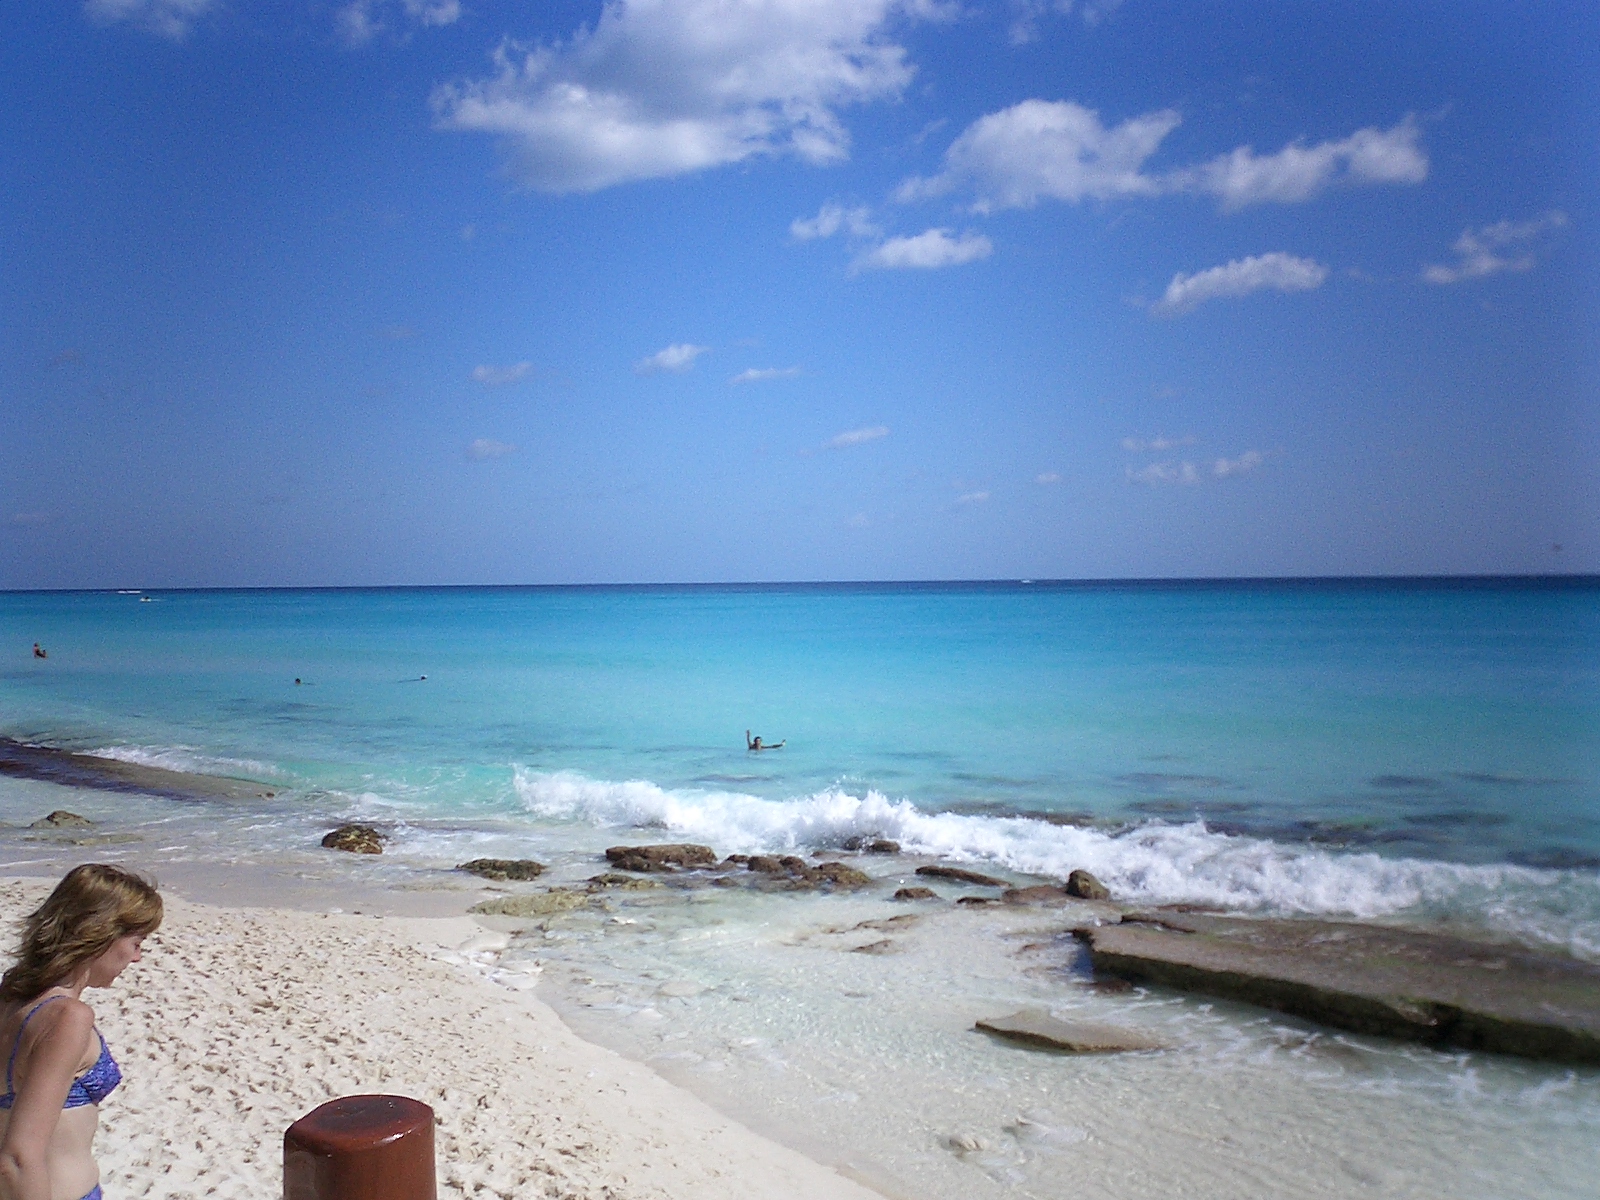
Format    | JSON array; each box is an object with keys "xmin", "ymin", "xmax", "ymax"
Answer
[
  {"xmin": 321, "ymin": 824, "xmax": 384, "ymax": 854},
  {"xmin": 1065, "ymin": 869, "xmax": 1111, "ymax": 900},
  {"xmin": 810, "ymin": 862, "xmax": 871, "ymax": 888},
  {"xmin": 457, "ymin": 858, "xmax": 546, "ymax": 881},
  {"xmin": 957, "ymin": 895, "xmax": 999, "ymax": 907},
  {"xmin": 604, "ymin": 843, "xmax": 716, "ymax": 872},
  {"xmin": 587, "ymin": 872, "xmax": 661, "ymax": 890},
  {"xmin": 894, "ymin": 886, "xmax": 938, "ymax": 901},
  {"xmin": 746, "ymin": 855, "xmax": 786, "ymax": 874},
  {"xmin": 1002, "ymin": 885, "xmax": 1073, "ymax": 905},
  {"xmin": 723, "ymin": 854, "xmax": 750, "ymax": 865},
  {"xmin": 841, "ymin": 836, "xmax": 901, "ymax": 854},
  {"xmin": 975, "ymin": 1009, "xmax": 1165, "ymax": 1053},
  {"xmin": 30, "ymin": 810, "xmax": 93, "ymax": 828},
  {"xmin": 852, "ymin": 939, "xmax": 895, "ymax": 955},
  {"xmin": 1083, "ymin": 912, "xmax": 1600, "ymax": 1064},
  {"xmin": 916, "ymin": 865, "xmax": 1006, "ymax": 887},
  {"xmin": 470, "ymin": 890, "xmax": 594, "ymax": 917}
]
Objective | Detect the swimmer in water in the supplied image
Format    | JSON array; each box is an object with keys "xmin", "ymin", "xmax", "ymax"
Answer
[
  {"xmin": 745, "ymin": 731, "xmax": 785, "ymax": 751},
  {"xmin": 32, "ymin": 644, "xmax": 46, "ymax": 660}
]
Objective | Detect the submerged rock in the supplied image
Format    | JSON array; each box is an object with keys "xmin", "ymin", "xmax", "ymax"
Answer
[
  {"xmin": 714, "ymin": 856, "xmax": 871, "ymax": 892},
  {"xmin": 458, "ymin": 858, "xmax": 546, "ymax": 881},
  {"xmin": 1065, "ymin": 869, "xmax": 1111, "ymax": 900},
  {"xmin": 30, "ymin": 810, "xmax": 92, "ymax": 828},
  {"xmin": 1001, "ymin": 885, "xmax": 1073, "ymax": 905},
  {"xmin": 604, "ymin": 843, "xmax": 717, "ymax": 872},
  {"xmin": 851, "ymin": 939, "xmax": 895, "ymax": 955},
  {"xmin": 917, "ymin": 865, "xmax": 1007, "ymax": 887},
  {"xmin": 587, "ymin": 872, "xmax": 662, "ymax": 890},
  {"xmin": 893, "ymin": 886, "xmax": 938, "ymax": 901},
  {"xmin": 470, "ymin": 889, "xmax": 594, "ymax": 917},
  {"xmin": 975, "ymin": 1009, "xmax": 1165, "ymax": 1054},
  {"xmin": 1083, "ymin": 911, "xmax": 1600, "ymax": 1064},
  {"xmin": 321, "ymin": 824, "xmax": 384, "ymax": 854}
]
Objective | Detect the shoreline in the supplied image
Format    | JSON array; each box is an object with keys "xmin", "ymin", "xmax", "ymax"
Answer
[{"xmin": 0, "ymin": 874, "xmax": 891, "ymax": 1200}]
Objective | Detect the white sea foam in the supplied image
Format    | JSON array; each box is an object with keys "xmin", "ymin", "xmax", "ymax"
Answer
[
  {"xmin": 86, "ymin": 744, "xmax": 285, "ymax": 781},
  {"xmin": 513, "ymin": 768, "xmax": 1600, "ymax": 958}
]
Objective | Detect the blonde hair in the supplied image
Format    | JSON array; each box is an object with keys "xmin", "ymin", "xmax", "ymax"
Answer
[{"xmin": 0, "ymin": 865, "xmax": 163, "ymax": 1002}]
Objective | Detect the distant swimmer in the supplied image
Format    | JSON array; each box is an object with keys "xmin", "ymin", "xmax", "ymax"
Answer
[
  {"xmin": 32, "ymin": 643, "xmax": 46, "ymax": 659},
  {"xmin": 746, "ymin": 730, "xmax": 785, "ymax": 751}
]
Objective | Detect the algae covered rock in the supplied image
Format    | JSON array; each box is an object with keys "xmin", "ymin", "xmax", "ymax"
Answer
[
  {"xmin": 470, "ymin": 889, "xmax": 594, "ymax": 917},
  {"xmin": 458, "ymin": 858, "xmax": 546, "ymax": 881},
  {"xmin": 1065, "ymin": 869, "xmax": 1111, "ymax": 900},
  {"xmin": 916, "ymin": 864, "xmax": 1006, "ymax": 887},
  {"xmin": 31, "ymin": 810, "xmax": 93, "ymax": 828},
  {"xmin": 605, "ymin": 843, "xmax": 717, "ymax": 872},
  {"xmin": 321, "ymin": 824, "xmax": 384, "ymax": 854}
]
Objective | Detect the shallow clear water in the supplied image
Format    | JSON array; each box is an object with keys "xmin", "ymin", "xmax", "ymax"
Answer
[{"xmin": 2, "ymin": 581, "xmax": 1598, "ymax": 1198}]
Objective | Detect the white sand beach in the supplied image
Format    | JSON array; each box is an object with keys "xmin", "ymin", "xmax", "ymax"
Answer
[{"xmin": 0, "ymin": 879, "xmax": 885, "ymax": 1200}]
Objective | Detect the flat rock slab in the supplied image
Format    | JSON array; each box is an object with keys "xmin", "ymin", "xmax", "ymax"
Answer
[
  {"xmin": 1084, "ymin": 912, "xmax": 1600, "ymax": 1064},
  {"xmin": 975, "ymin": 1009, "xmax": 1165, "ymax": 1054},
  {"xmin": 0, "ymin": 737, "xmax": 277, "ymax": 802},
  {"xmin": 916, "ymin": 865, "xmax": 1007, "ymax": 887}
]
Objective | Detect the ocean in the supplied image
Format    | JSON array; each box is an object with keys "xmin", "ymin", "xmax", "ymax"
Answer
[{"xmin": 2, "ymin": 580, "xmax": 1598, "ymax": 1197}]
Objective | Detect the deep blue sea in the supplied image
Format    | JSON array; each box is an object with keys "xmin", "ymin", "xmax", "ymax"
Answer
[{"xmin": 4, "ymin": 581, "xmax": 1599, "ymax": 1199}]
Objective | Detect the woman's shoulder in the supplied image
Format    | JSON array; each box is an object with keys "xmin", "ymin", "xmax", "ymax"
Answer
[{"xmin": 7, "ymin": 995, "xmax": 94, "ymax": 1044}]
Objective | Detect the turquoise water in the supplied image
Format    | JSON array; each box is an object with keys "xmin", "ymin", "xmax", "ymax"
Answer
[
  {"xmin": 2, "ymin": 580, "xmax": 1599, "ymax": 946},
  {"xmin": 5, "ymin": 581, "xmax": 1600, "ymax": 1200}
]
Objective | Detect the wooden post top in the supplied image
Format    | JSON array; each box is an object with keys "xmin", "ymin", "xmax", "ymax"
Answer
[{"xmin": 286, "ymin": 1095, "xmax": 434, "ymax": 1155}]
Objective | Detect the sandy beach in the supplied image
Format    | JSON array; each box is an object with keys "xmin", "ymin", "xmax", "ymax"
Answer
[{"xmin": 0, "ymin": 877, "xmax": 885, "ymax": 1200}]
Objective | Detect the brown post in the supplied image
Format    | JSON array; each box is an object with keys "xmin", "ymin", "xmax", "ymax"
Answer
[{"xmin": 284, "ymin": 1094, "xmax": 436, "ymax": 1200}]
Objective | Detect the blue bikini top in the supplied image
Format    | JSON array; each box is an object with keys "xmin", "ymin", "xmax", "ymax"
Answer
[{"xmin": 0, "ymin": 996, "xmax": 121, "ymax": 1109}]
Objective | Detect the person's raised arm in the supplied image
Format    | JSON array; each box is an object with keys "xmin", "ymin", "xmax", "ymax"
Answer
[
  {"xmin": 745, "ymin": 730, "xmax": 753, "ymax": 750},
  {"xmin": 0, "ymin": 1000, "xmax": 93, "ymax": 1200}
]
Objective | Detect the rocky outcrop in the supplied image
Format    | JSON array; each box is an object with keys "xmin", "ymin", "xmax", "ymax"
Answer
[
  {"xmin": 457, "ymin": 858, "xmax": 546, "ymax": 881},
  {"xmin": 975, "ymin": 1009, "xmax": 1165, "ymax": 1053},
  {"xmin": 1083, "ymin": 911, "xmax": 1600, "ymax": 1064},
  {"xmin": 321, "ymin": 824, "xmax": 384, "ymax": 854},
  {"xmin": 894, "ymin": 886, "xmax": 938, "ymax": 901},
  {"xmin": 1001, "ymin": 885, "xmax": 1071, "ymax": 905},
  {"xmin": 604, "ymin": 843, "xmax": 717, "ymax": 872},
  {"xmin": 31, "ymin": 810, "xmax": 92, "ymax": 828},
  {"xmin": 916, "ymin": 865, "xmax": 1006, "ymax": 887},
  {"xmin": 586, "ymin": 872, "xmax": 662, "ymax": 890},
  {"xmin": 1065, "ymin": 869, "xmax": 1110, "ymax": 900}
]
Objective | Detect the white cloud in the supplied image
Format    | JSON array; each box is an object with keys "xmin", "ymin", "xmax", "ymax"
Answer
[
  {"xmin": 730, "ymin": 366, "xmax": 801, "ymax": 384},
  {"xmin": 897, "ymin": 100, "xmax": 1178, "ymax": 212},
  {"xmin": 1034, "ymin": 472, "xmax": 1062, "ymax": 484},
  {"xmin": 1212, "ymin": 450, "xmax": 1262, "ymax": 478},
  {"xmin": 337, "ymin": 0, "xmax": 462, "ymax": 47},
  {"xmin": 1121, "ymin": 434, "xmax": 1195, "ymax": 453},
  {"xmin": 432, "ymin": 0, "xmax": 931, "ymax": 193},
  {"xmin": 635, "ymin": 343, "xmax": 709, "ymax": 374},
  {"xmin": 825, "ymin": 424, "xmax": 889, "ymax": 449},
  {"xmin": 84, "ymin": 0, "xmax": 214, "ymax": 39},
  {"xmin": 1153, "ymin": 252, "xmax": 1328, "ymax": 315},
  {"xmin": 956, "ymin": 490, "xmax": 990, "ymax": 504},
  {"xmin": 1422, "ymin": 211, "xmax": 1568, "ymax": 284},
  {"xmin": 467, "ymin": 438, "xmax": 518, "ymax": 460},
  {"xmin": 1127, "ymin": 450, "xmax": 1264, "ymax": 485},
  {"xmin": 1172, "ymin": 117, "xmax": 1427, "ymax": 211},
  {"xmin": 899, "ymin": 105, "xmax": 1425, "ymax": 214},
  {"xmin": 472, "ymin": 361, "xmax": 533, "ymax": 386},
  {"xmin": 790, "ymin": 202, "xmax": 879, "ymax": 240},
  {"xmin": 854, "ymin": 228, "xmax": 992, "ymax": 271}
]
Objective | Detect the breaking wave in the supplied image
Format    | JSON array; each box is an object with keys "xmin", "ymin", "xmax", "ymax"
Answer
[{"xmin": 514, "ymin": 768, "xmax": 1600, "ymax": 959}]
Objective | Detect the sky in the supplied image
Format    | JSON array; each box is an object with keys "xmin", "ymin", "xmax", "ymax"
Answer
[{"xmin": 2, "ymin": 0, "xmax": 1596, "ymax": 587}]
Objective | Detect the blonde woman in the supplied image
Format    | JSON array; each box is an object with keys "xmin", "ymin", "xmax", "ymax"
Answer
[{"xmin": 0, "ymin": 866, "xmax": 162, "ymax": 1200}]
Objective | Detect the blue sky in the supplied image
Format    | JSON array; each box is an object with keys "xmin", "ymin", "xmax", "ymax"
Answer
[{"xmin": 2, "ymin": 0, "xmax": 1595, "ymax": 587}]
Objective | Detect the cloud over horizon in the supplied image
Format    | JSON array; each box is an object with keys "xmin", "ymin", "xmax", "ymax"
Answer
[
  {"xmin": 1153, "ymin": 252, "xmax": 1328, "ymax": 315},
  {"xmin": 825, "ymin": 424, "xmax": 889, "ymax": 449},
  {"xmin": 432, "ymin": 0, "xmax": 937, "ymax": 193}
]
